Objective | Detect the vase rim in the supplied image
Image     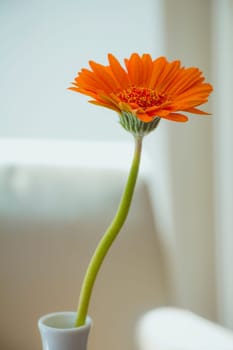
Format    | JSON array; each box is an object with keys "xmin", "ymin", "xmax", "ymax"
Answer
[{"xmin": 38, "ymin": 311, "xmax": 92, "ymax": 332}]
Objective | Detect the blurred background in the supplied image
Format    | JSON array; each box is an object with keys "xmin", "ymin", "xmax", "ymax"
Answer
[{"xmin": 0, "ymin": 0, "xmax": 232, "ymax": 350}]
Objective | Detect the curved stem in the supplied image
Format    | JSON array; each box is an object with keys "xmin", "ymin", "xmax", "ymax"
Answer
[{"xmin": 75, "ymin": 136, "xmax": 143, "ymax": 327}]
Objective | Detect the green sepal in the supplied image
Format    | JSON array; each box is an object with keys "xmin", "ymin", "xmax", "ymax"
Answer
[{"xmin": 119, "ymin": 111, "xmax": 160, "ymax": 137}]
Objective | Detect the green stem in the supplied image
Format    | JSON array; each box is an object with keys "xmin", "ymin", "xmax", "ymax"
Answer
[{"xmin": 75, "ymin": 136, "xmax": 143, "ymax": 327}]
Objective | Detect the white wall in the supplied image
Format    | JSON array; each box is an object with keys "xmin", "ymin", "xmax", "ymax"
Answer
[
  {"xmin": 160, "ymin": 0, "xmax": 216, "ymax": 320},
  {"xmin": 212, "ymin": 0, "xmax": 233, "ymax": 329},
  {"xmin": 0, "ymin": 0, "xmax": 163, "ymax": 141}
]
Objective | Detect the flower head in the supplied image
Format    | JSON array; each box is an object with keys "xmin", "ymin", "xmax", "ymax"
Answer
[{"xmin": 69, "ymin": 53, "xmax": 212, "ymax": 122}]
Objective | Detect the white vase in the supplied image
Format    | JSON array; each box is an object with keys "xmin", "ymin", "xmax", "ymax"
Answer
[{"xmin": 38, "ymin": 311, "xmax": 92, "ymax": 350}]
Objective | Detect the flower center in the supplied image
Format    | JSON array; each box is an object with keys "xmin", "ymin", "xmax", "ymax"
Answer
[{"xmin": 117, "ymin": 86, "xmax": 166, "ymax": 108}]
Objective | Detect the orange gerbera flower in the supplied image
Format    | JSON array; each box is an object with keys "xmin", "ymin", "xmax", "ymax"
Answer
[{"xmin": 69, "ymin": 53, "xmax": 213, "ymax": 124}]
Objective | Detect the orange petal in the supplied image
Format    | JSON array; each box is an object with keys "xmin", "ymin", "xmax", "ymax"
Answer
[
  {"xmin": 185, "ymin": 107, "xmax": 211, "ymax": 115},
  {"xmin": 75, "ymin": 69, "xmax": 111, "ymax": 93},
  {"xmin": 136, "ymin": 112, "xmax": 154, "ymax": 122},
  {"xmin": 108, "ymin": 54, "xmax": 129, "ymax": 89},
  {"xmin": 175, "ymin": 83, "xmax": 213, "ymax": 100},
  {"xmin": 89, "ymin": 100, "xmax": 120, "ymax": 112},
  {"xmin": 161, "ymin": 112, "xmax": 188, "ymax": 122},
  {"xmin": 118, "ymin": 101, "xmax": 133, "ymax": 113},
  {"xmin": 68, "ymin": 86, "xmax": 98, "ymax": 99},
  {"xmin": 141, "ymin": 54, "xmax": 153, "ymax": 86},
  {"xmin": 148, "ymin": 57, "xmax": 167, "ymax": 89},
  {"xmin": 125, "ymin": 53, "xmax": 143, "ymax": 85},
  {"xmin": 89, "ymin": 61, "xmax": 119, "ymax": 93},
  {"xmin": 168, "ymin": 68, "xmax": 203, "ymax": 95},
  {"xmin": 156, "ymin": 60, "xmax": 181, "ymax": 91}
]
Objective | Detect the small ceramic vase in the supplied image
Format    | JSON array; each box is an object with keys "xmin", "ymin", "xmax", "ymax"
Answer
[{"xmin": 38, "ymin": 311, "xmax": 92, "ymax": 350}]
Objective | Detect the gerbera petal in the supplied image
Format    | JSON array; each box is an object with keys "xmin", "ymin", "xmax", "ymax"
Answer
[
  {"xmin": 136, "ymin": 112, "xmax": 154, "ymax": 122},
  {"xmin": 172, "ymin": 86, "xmax": 213, "ymax": 110},
  {"xmin": 169, "ymin": 68, "xmax": 204, "ymax": 95},
  {"xmin": 68, "ymin": 86, "xmax": 98, "ymax": 99},
  {"xmin": 125, "ymin": 53, "xmax": 143, "ymax": 85},
  {"xmin": 89, "ymin": 100, "xmax": 120, "ymax": 112},
  {"xmin": 173, "ymin": 99, "xmax": 208, "ymax": 110},
  {"xmin": 161, "ymin": 113, "xmax": 189, "ymax": 122},
  {"xmin": 75, "ymin": 74, "xmax": 101, "ymax": 92},
  {"xmin": 108, "ymin": 54, "xmax": 129, "ymax": 89},
  {"xmin": 185, "ymin": 107, "xmax": 211, "ymax": 115},
  {"xmin": 148, "ymin": 57, "xmax": 167, "ymax": 89},
  {"xmin": 118, "ymin": 101, "xmax": 133, "ymax": 113},
  {"xmin": 97, "ymin": 93, "xmax": 121, "ymax": 109},
  {"xmin": 75, "ymin": 68, "xmax": 111, "ymax": 93},
  {"xmin": 141, "ymin": 54, "xmax": 153, "ymax": 86},
  {"xmin": 89, "ymin": 61, "xmax": 119, "ymax": 92},
  {"xmin": 156, "ymin": 60, "xmax": 181, "ymax": 91}
]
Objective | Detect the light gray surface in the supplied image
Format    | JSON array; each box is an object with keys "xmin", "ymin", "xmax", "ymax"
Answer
[{"xmin": 136, "ymin": 308, "xmax": 233, "ymax": 350}]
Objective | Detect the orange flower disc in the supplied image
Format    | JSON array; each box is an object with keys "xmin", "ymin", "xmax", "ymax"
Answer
[{"xmin": 69, "ymin": 53, "xmax": 213, "ymax": 123}]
